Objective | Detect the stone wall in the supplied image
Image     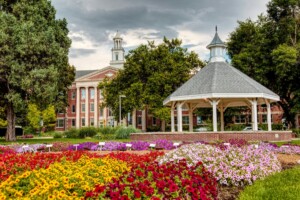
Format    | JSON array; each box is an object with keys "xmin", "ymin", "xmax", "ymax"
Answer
[{"xmin": 130, "ymin": 131, "xmax": 293, "ymax": 142}]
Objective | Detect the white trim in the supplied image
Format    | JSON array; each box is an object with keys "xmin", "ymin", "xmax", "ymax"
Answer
[
  {"xmin": 163, "ymin": 93, "xmax": 279, "ymax": 105},
  {"xmin": 75, "ymin": 66, "xmax": 119, "ymax": 82}
]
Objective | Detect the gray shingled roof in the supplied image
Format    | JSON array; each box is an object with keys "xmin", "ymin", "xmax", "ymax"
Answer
[
  {"xmin": 75, "ymin": 70, "xmax": 97, "ymax": 79},
  {"xmin": 163, "ymin": 62, "xmax": 279, "ymax": 105},
  {"xmin": 206, "ymin": 32, "xmax": 226, "ymax": 48}
]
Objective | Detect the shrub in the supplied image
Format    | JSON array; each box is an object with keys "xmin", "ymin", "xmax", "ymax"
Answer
[
  {"xmin": 86, "ymin": 160, "xmax": 218, "ymax": 200},
  {"xmin": 292, "ymin": 128, "xmax": 300, "ymax": 138},
  {"xmin": 239, "ymin": 166, "xmax": 300, "ymax": 200},
  {"xmin": 53, "ymin": 132, "xmax": 62, "ymax": 138},
  {"xmin": 78, "ymin": 127, "xmax": 97, "ymax": 138},
  {"xmin": 115, "ymin": 126, "xmax": 139, "ymax": 139},
  {"xmin": 64, "ymin": 128, "xmax": 79, "ymax": 138},
  {"xmin": 146, "ymin": 125, "xmax": 161, "ymax": 132},
  {"xmin": 98, "ymin": 126, "xmax": 116, "ymax": 135},
  {"xmin": 157, "ymin": 143, "xmax": 281, "ymax": 186},
  {"xmin": 23, "ymin": 126, "xmax": 36, "ymax": 134},
  {"xmin": 225, "ymin": 124, "xmax": 246, "ymax": 131}
]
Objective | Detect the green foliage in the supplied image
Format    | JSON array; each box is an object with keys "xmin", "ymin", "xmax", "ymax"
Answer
[
  {"xmin": 239, "ymin": 166, "xmax": 300, "ymax": 200},
  {"xmin": 53, "ymin": 132, "xmax": 63, "ymax": 138},
  {"xmin": 146, "ymin": 125, "xmax": 161, "ymax": 132},
  {"xmin": 99, "ymin": 38, "xmax": 204, "ymax": 130},
  {"xmin": 64, "ymin": 128, "xmax": 79, "ymax": 138},
  {"xmin": 115, "ymin": 126, "xmax": 140, "ymax": 139},
  {"xmin": 42, "ymin": 105, "xmax": 56, "ymax": 130},
  {"xmin": 23, "ymin": 126, "xmax": 36, "ymax": 135},
  {"xmin": 0, "ymin": 0, "xmax": 74, "ymax": 141},
  {"xmin": 26, "ymin": 104, "xmax": 41, "ymax": 130},
  {"xmin": 78, "ymin": 127, "xmax": 98, "ymax": 138},
  {"xmin": 227, "ymin": 0, "xmax": 300, "ymax": 128},
  {"xmin": 98, "ymin": 126, "xmax": 117, "ymax": 135},
  {"xmin": 292, "ymin": 128, "xmax": 300, "ymax": 138},
  {"xmin": 259, "ymin": 123, "xmax": 283, "ymax": 131},
  {"xmin": 225, "ymin": 124, "xmax": 247, "ymax": 131}
]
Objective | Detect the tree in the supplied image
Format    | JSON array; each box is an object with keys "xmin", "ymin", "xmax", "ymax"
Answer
[
  {"xmin": 227, "ymin": 0, "xmax": 300, "ymax": 128},
  {"xmin": 0, "ymin": 0, "xmax": 74, "ymax": 141},
  {"xmin": 99, "ymin": 38, "xmax": 204, "ymax": 131},
  {"xmin": 26, "ymin": 103, "xmax": 56, "ymax": 132}
]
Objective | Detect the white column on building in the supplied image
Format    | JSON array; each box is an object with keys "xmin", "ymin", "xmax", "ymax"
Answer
[
  {"xmin": 266, "ymin": 100, "xmax": 272, "ymax": 131},
  {"xmin": 211, "ymin": 99, "xmax": 219, "ymax": 132},
  {"xmin": 177, "ymin": 102, "xmax": 183, "ymax": 132},
  {"xmin": 142, "ymin": 109, "xmax": 146, "ymax": 132},
  {"xmin": 251, "ymin": 99, "xmax": 258, "ymax": 131},
  {"xmin": 132, "ymin": 109, "xmax": 136, "ymax": 128},
  {"xmin": 94, "ymin": 87, "xmax": 98, "ymax": 127},
  {"xmin": 171, "ymin": 104, "xmax": 175, "ymax": 132},
  {"xmin": 85, "ymin": 87, "xmax": 89, "ymax": 126},
  {"xmin": 76, "ymin": 87, "xmax": 80, "ymax": 128},
  {"xmin": 219, "ymin": 104, "xmax": 224, "ymax": 131},
  {"xmin": 188, "ymin": 104, "xmax": 193, "ymax": 132}
]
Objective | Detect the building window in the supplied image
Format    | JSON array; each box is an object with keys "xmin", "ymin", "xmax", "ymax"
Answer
[
  {"xmin": 90, "ymin": 103, "xmax": 94, "ymax": 112},
  {"xmin": 72, "ymin": 119, "xmax": 76, "ymax": 127},
  {"xmin": 100, "ymin": 108, "xmax": 104, "ymax": 117},
  {"xmin": 81, "ymin": 103, "xmax": 85, "ymax": 112},
  {"xmin": 90, "ymin": 118, "xmax": 94, "ymax": 126},
  {"xmin": 138, "ymin": 116, "xmax": 142, "ymax": 125},
  {"xmin": 90, "ymin": 88, "xmax": 95, "ymax": 99},
  {"xmin": 81, "ymin": 88, "xmax": 86, "ymax": 99},
  {"xmin": 152, "ymin": 117, "xmax": 156, "ymax": 126},
  {"xmin": 115, "ymin": 53, "xmax": 119, "ymax": 61},
  {"xmin": 235, "ymin": 115, "xmax": 246, "ymax": 124},
  {"xmin": 71, "ymin": 91, "xmax": 76, "ymax": 99},
  {"xmin": 56, "ymin": 119, "xmax": 64, "ymax": 128},
  {"xmin": 81, "ymin": 118, "xmax": 85, "ymax": 126},
  {"xmin": 72, "ymin": 105, "xmax": 76, "ymax": 113},
  {"xmin": 183, "ymin": 116, "xmax": 189, "ymax": 124}
]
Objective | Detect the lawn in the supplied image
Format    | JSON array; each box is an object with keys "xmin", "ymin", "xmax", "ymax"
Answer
[{"xmin": 273, "ymin": 139, "xmax": 300, "ymax": 146}]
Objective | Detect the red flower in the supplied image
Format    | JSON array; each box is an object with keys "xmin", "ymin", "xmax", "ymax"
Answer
[
  {"xmin": 169, "ymin": 184, "xmax": 179, "ymax": 193},
  {"xmin": 134, "ymin": 190, "xmax": 141, "ymax": 198},
  {"xmin": 126, "ymin": 177, "xmax": 134, "ymax": 183}
]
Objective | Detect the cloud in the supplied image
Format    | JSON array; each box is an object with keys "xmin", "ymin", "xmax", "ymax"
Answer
[
  {"xmin": 51, "ymin": 0, "xmax": 269, "ymax": 70},
  {"xmin": 69, "ymin": 48, "xmax": 97, "ymax": 58}
]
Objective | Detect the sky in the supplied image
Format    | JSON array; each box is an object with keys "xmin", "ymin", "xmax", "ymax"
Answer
[{"xmin": 51, "ymin": 0, "xmax": 270, "ymax": 71}]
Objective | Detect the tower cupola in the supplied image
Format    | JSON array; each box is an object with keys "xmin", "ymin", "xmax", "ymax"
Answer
[
  {"xmin": 206, "ymin": 26, "xmax": 226, "ymax": 62},
  {"xmin": 110, "ymin": 31, "xmax": 125, "ymax": 69}
]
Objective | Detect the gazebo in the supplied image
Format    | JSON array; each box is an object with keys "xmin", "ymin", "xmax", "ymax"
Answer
[{"xmin": 163, "ymin": 29, "xmax": 280, "ymax": 132}]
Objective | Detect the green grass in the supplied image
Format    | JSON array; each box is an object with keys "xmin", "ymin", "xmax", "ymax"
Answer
[
  {"xmin": 239, "ymin": 166, "xmax": 300, "ymax": 200},
  {"xmin": 0, "ymin": 137, "xmax": 130, "ymax": 145},
  {"xmin": 273, "ymin": 139, "xmax": 300, "ymax": 146}
]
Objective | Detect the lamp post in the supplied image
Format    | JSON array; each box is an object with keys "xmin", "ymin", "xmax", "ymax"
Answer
[{"xmin": 119, "ymin": 95, "xmax": 126, "ymax": 126}]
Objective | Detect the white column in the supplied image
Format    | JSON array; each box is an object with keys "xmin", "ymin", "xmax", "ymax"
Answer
[
  {"xmin": 171, "ymin": 106, "xmax": 175, "ymax": 132},
  {"xmin": 85, "ymin": 87, "xmax": 89, "ymax": 126},
  {"xmin": 94, "ymin": 87, "xmax": 98, "ymax": 127},
  {"xmin": 132, "ymin": 109, "xmax": 136, "ymax": 128},
  {"xmin": 142, "ymin": 109, "xmax": 146, "ymax": 131},
  {"xmin": 267, "ymin": 101, "xmax": 272, "ymax": 131},
  {"xmin": 76, "ymin": 87, "xmax": 80, "ymax": 128},
  {"xmin": 188, "ymin": 108, "xmax": 193, "ymax": 132},
  {"xmin": 212, "ymin": 100, "xmax": 218, "ymax": 132},
  {"xmin": 220, "ymin": 104, "xmax": 224, "ymax": 131},
  {"xmin": 177, "ymin": 103, "xmax": 183, "ymax": 132},
  {"xmin": 251, "ymin": 99, "xmax": 258, "ymax": 131}
]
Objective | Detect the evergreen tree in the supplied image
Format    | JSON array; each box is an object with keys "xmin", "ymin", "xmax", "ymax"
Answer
[{"xmin": 0, "ymin": 0, "xmax": 74, "ymax": 141}]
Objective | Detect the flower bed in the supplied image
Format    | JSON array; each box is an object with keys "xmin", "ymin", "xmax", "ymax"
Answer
[
  {"xmin": 86, "ymin": 160, "xmax": 217, "ymax": 200},
  {"xmin": 0, "ymin": 156, "xmax": 130, "ymax": 199},
  {"xmin": 157, "ymin": 143, "xmax": 281, "ymax": 186}
]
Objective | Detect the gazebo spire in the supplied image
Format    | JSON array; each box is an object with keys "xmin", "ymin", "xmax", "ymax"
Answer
[{"xmin": 206, "ymin": 27, "xmax": 226, "ymax": 62}]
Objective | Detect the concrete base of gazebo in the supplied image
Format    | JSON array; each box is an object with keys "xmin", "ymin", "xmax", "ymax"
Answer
[{"xmin": 130, "ymin": 131, "xmax": 293, "ymax": 142}]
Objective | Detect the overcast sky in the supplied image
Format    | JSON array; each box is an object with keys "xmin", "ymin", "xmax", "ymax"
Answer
[{"xmin": 51, "ymin": 0, "xmax": 270, "ymax": 70}]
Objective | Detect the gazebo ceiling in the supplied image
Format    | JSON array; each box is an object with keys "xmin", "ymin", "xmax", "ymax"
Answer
[{"xmin": 163, "ymin": 62, "xmax": 280, "ymax": 106}]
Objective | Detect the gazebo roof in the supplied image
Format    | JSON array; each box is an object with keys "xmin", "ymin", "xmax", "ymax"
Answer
[
  {"xmin": 206, "ymin": 32, "xmax": 226, "ymax": 48},
  {"xmin": 163, "ymin": 61, "xmax": 280, "ymax": 106}
]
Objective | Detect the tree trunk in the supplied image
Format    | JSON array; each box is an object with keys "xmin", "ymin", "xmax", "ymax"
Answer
[
  {"xmin": 6, "ymin": 103, "xmax": 16, "ymax": 141},
  {"xmin": 161, "ymin": 120, "xmax": 166, "ymax": 132}
]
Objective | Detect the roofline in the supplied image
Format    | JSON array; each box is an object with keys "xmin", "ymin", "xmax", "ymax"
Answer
[
  {"xmin": 75, "ymin": 66, "xmax": 119, "ymax": 81},
  {"xmin": 163, "ymin": 93, "xmax": 280, "ymax": 105}
]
